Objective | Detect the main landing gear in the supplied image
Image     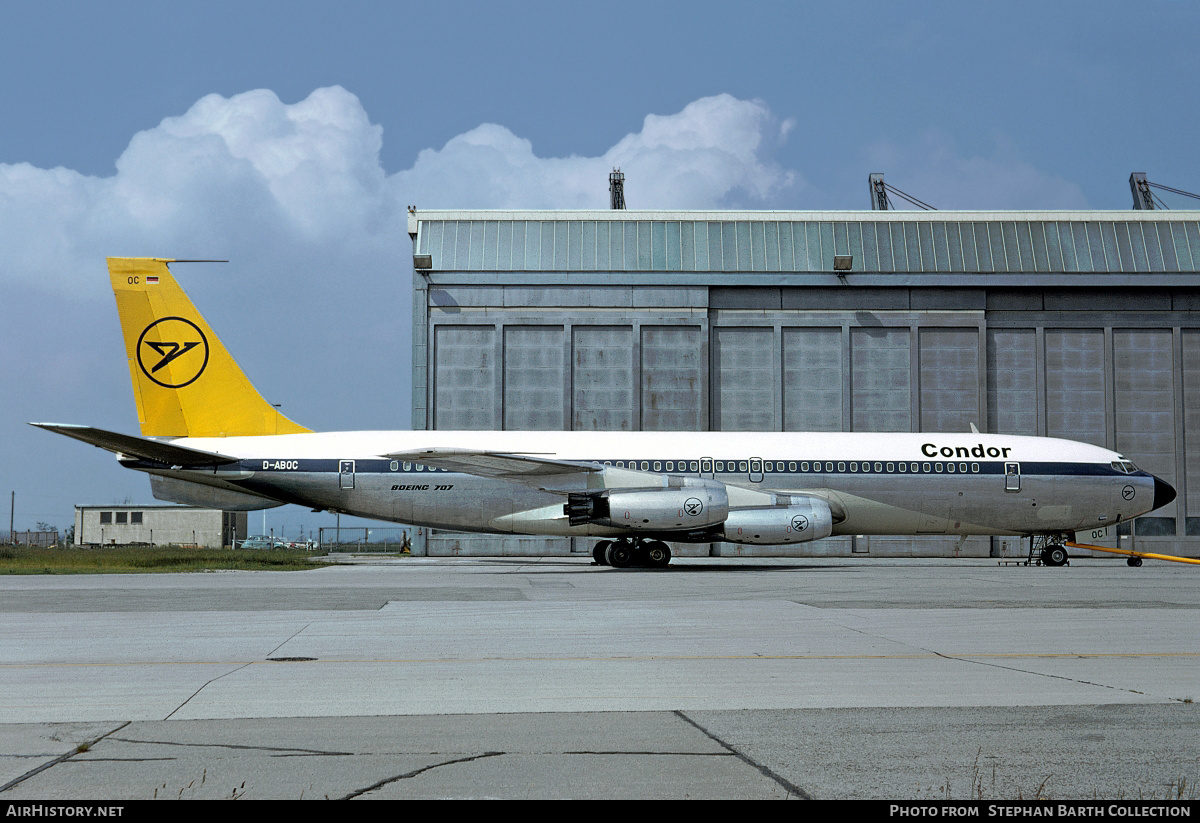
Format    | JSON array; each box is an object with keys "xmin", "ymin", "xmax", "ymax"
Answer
[{"xmin": 592, "ymin": 538, "xmax": 672, "ymax": 569}]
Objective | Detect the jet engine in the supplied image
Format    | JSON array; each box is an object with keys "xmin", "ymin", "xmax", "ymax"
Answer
[
  {"xmin": 565, "ymin": 479, "xmax": 729, "ymax": 531},
  {"xmin": 721, "ymin": 497, "xmax": 833, "ymax": 545}
]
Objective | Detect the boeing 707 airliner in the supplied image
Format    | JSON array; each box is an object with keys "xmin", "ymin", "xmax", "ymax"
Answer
[{"xmin": 34, "ymin": 258, "xmax": 1178, "ymax": 568}]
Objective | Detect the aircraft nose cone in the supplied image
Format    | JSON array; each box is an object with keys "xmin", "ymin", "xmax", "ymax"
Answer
[{"xmin": 1152, "ymin": 476, "xmax": 1177, "ymax": 511}]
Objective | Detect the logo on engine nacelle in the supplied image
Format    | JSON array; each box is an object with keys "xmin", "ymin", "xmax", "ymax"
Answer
[
  {"xmin": 791, "ymin": 514, "xmax": 809, "ymax": 532},
  {"xmin": 684, "ymin": 498, "xmax": 704, "ymax": 516}
]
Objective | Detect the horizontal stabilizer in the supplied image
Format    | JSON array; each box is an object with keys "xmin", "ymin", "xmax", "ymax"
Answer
[{"xmin": 30, "ymin": 423, "xmax": 239, "ymax": 466}]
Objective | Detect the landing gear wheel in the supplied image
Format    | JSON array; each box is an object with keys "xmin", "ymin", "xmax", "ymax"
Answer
[
  {"xmin": 592, "ymin": 541, "xmax": 612, "ymax": 565},
  {"xmin": 605, "ymin": 541, "xmax": 635, "ymax": 568},
  {"xmin": 1043, "ymin": 545, "xmax": 1069, "ymax": 567},
  {"xmin": 644, "ymin": 540, "xmax": 672, "ymax": 568},
  {"xmin": 1127, "ymin": 556, "xmax": 1143, "ymax": 567}
]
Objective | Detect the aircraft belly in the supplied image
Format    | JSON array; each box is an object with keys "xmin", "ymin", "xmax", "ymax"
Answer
[
  {"xmin": 408, "ymin": 479, "xmax": 556, "ymax": 532},
  {"xmin": 219, "ymin": 470, "xmax": 556, "ymax": 531},
  {"xmin": 427, "ymin": 492, "xmax": 513, "ymax": 532},
  {"xmin": 820, "ymin": 477, "xmax": 1021, "ymax": 536},
  {"xmin": 824, "ymin": 492, "xmax": 933, "ymax": 535},
  {"xmin": 223, "ymin": 468, "xmax": 1148, "ymax": 540},
  {"xmin": 385, "ymin": 478, "xmax": 524, "ymax": 530},
  {"xmin": 820, "ymin": 478, "xmax": 964, "ymax": 534},
  {"xmin": 146, "ymin": 468, "xmax": 282, "ymax": 500},
  {"xmin": 215, "ymin": 472, "xmax": 330, "ymax": 510},
  {"xmin": 236, "ymin": 473, "xmax": 410, "ymax": 522}
]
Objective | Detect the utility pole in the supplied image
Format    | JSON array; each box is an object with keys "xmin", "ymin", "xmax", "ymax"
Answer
[
  {"xmin": 9, "ymin": 491, "xmax": 13, "ymax": 545},
  {"xmin": 609, "ymin": 169, "xmax": 626, "ymax": 210},
  {"xmin": 869, "ymin": 173, "xmax": 889, "ymax": 210},
  {"xmin": 1130, "ymin": 172, "xmax": 1155, "ymax": 210}
]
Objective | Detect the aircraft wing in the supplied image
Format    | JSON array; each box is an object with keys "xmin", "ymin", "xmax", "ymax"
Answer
[
  {"xmin": 30, "ymin": 423, "xmax": 240, "ymax": 467},
  {"xmin": 381, "ymin": 448, "xmax": 602, "ymax": 487}
]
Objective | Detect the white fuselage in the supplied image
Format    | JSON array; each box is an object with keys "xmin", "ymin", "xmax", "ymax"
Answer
[{"xmin": 128, "ymin": 430, "xmax": 1163, "ymax": 542}]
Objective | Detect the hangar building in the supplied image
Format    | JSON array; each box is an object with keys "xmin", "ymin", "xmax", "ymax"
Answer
[{"xmin": 405, "ymin": 207, "xmax": 1200, "ymax": 559}]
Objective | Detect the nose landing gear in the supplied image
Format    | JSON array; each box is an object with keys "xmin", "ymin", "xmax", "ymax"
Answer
[
  {"xmin": 591, "ymin": 538, "xmax": 672, "ymax": 568},
  {"xmin": 1042, "ymin": 544, "xmax": 1069, "ymax": 567},
  {"xmin": 1027, "ymin": 534, "xmax": 1070, "ymax": 567}
]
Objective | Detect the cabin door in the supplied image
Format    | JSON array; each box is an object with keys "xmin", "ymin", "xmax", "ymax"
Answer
[
  {"xmin": 1004, "ymin": 462, "xmax": 1021, "ymax": 493},
  {"xmin": 749, "ymin": 457, "xmax": 764, "ymax": 483},
  {"xmin": 339, "ymin": 460, "xmax": 356, "ymax": 490}
]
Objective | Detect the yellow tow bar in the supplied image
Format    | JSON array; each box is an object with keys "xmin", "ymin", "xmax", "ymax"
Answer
[{"xmin": 1065, "ymin": 541, "xmax": 1200, "ymax": 566}]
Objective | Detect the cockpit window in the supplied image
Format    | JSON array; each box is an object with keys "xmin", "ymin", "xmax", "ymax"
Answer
[{"xmin": 1122, "ymin": 461, "xmax": 1138, "ymax": 473}]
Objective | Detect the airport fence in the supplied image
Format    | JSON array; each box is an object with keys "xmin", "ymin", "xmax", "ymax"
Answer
[
  {"xmin": 317, "ymin": 527, "xmax": 413, "ymax": 553},
  {"xmin": 11, "ymin": 530, "xmax": 60, "ymax": 547}
]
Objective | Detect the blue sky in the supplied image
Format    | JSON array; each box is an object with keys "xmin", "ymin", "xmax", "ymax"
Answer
[{"xmin": 2, "ymin": 1, "xmax": 1198, "ymax": 535}]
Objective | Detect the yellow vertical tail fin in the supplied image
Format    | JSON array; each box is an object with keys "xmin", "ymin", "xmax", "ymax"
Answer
[{"xmin": 109, "ymin": 258, "xmax": 311, "ymax": 438}]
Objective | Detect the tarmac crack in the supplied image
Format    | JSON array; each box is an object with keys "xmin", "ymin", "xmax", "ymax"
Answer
[
  {"xmin": 341, "ymin": 751, "xmax": 506, "ymax": 799},
  {"xmin": 564, "ymin": 750, "xmax": 732, "ymax": 756},
  {"xmin": 831, "ymin": 619, "xmax": 1157, "ymax": 698},
  {"xmin": 265, "ymin": 622, "xmax": 314, "ymax": 658},
  {"xmin": 105, "ymin": 736, "xmax": 353, "ymax": 756},
  {"xmin": 929, "ymin": 651, "xmax": 1154, "ymax": 697},
  {"xmin": 154, "ymin": 622, "xmax": 315, "ymax": 721},
  {"xmin": 62, "ymin": 763, "xmax": 176, "ymax": 767},
  {"xmin": 673, "ymin": 710, "xmax": 813, "ymax": 800},
  {"xmin": 0, "ymin": 721, "xmax": 130, "ymax": 794},
  {"xmin": 164, "ymin": 663, "xmax": 253, "ymax": 720}
]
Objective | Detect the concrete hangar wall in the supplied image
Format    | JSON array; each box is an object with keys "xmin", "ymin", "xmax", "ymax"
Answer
[{"xmin": 407, "ymin": 209, "xmax": 1200, "ymax": 559}]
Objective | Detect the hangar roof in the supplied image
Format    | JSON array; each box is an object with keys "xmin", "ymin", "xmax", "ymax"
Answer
[{"xmin": 410, "ymin": 210, "xmax": 1200, "ymax": 276}]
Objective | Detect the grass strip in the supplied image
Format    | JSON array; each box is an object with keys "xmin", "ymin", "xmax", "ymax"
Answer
[{"xmin": 0, "ymin": 545, "xmax": 328, "ymax": 574}]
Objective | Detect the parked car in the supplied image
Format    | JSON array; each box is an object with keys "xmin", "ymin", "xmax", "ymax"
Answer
[{"xmin": 238, "ymin": 536, "xmax": 289, "ymax": 549}]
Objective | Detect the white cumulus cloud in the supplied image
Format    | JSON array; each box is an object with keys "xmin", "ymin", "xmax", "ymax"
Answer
[
  {"xmin": 398, "ymin": 94, "xmax": 798, "ymax": 209},
  {"xmin": 0, "ymin": 88, "xmax": 800, "ymax": 302},
  {"xmin": 0, "ymin": 87, "xmax": 404, "ymax": 302}
]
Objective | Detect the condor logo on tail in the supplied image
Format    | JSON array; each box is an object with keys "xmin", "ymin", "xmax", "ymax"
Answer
[{"xmin": 136, "ymin": 317, "xmax": 209, "ymax": 388}]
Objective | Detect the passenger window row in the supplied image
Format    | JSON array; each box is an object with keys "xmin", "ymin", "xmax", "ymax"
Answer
[{"xmin": 602, "ymin": 460, "xmax": 983, "ymax": 474}]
